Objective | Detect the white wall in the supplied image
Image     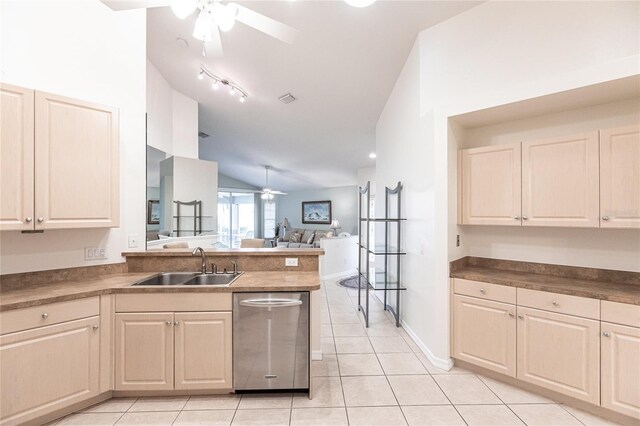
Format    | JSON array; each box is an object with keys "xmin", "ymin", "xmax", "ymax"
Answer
[
  {"xmin": 357, "ymin": 166, "xmax": 376, "ymax": 197},
  {"xmin": 146, "ymin": 59, "xmax": 198, "ymax": 159},
  {"xmin": 275, "ymin": 186, "xmax": 359, "ymax": 235},
  {"xmin": 376, "ymin": 0, "xmax": 640, "ymax": 368},
  {"xmin": 0, "ymin": 0, "xmax": 146, "ymax": 274}
]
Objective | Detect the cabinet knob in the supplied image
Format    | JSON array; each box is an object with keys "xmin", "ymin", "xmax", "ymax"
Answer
[
  {"xmin": 93, "ymin": 325, "xmax": 99, "ymax": 331},
  {"xmin": 174, "ymin": 321, "xmax": 180, "ymax": 326},
  {"xmin": 603, "ymin": 332, "xmax": 610, "ymax": 337},
  {"xmin": 602, "ymin": 216, "xmax": 610, "ymax": 221},
  {"xmin": 37, "ymin": 217, "xmax": 44, "ymax": 223},
  {"xmin": 25, "ymin": 217, "xmax": 32, "ymax": 223},
  {"xmin": 552, "ymin": 301, "xmax": 559, "ymax": 306},
  {"xmin": 518, "ymin": 315, "xmax": 524, "ymax": 320},
  {"xmin": 522, "ymin": 216, "xmax": 529, "ymax": 221},
  {"xmin": 514, "ymin": 216, "xmax": 520, "ymax": 220},
  {"xmin": 166, "ymin": 321, "xmax": 172, "ymax": 325},
  {"xmin": 41, "ymin": 312, "xmax": 48, "ymax": 319},
  {"xmin": 480, "ymin": 289, "xmax": 486, "ymax": 294},
  {"xmin": 508, "ymin": 312, "xmax": 515, "ymax": 317}
]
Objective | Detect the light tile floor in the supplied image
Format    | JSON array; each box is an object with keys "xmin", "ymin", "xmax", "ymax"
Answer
[{"xmin": 51, "ymin": 278, "xmax": 621, "ymax": 426}]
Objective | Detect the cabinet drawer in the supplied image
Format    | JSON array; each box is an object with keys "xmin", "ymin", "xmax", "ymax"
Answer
[
  {"xmin": 115, "ymin": 293, "xmax": 232, "ymax": 312},
  {"xmin": 517, "ymin": 288, "xmax": 599, "ymax": 320},
  {"xmin": 453, "ymin": 278, "xmax": 516, "ymax": 304},
  {"xmin": 602, "ymin": 301, "xmax": 640, "ymax": 328},
  {"xmin": 0, "ymin": 297, "xmax": 100, "ymax": 335}
]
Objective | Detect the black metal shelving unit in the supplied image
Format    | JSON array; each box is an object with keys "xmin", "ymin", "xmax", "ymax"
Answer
[{"xmin": 357, "ymin": 181, "xmax": 406, "ymax": 327}]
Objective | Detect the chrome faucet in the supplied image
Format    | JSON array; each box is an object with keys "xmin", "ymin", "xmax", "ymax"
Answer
[
  {"xmin": 231, "ymin": 260, "xmax": 238, "ymax": 274},
  {"xmin": 191, "ymin": 247, "xmax": 206, "ymax": 274}
]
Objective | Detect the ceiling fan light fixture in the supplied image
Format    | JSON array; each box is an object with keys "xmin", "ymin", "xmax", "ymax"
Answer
[
  {"xmin": 171, "ymin": 0, "xmax": 198, "ymax": 19},
  {"xmin": 193, "ymin": 10, "xmax": 214, "ymax": 41},
  {"xmin": 345, "ymin": 0, "xmax": 376, "ymax": 7},
  {"xmin": 215, "ymin": 2, "xmax": 239, "ymax": 32}
]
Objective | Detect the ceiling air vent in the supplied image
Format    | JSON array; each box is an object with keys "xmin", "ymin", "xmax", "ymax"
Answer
[
  {"xmin": 278, "ymin": 93, "xmax": 296, "ymax": 104},
  {"xmin": 198, "ymin": 131, "xmax": 210, "ymax": 139}
]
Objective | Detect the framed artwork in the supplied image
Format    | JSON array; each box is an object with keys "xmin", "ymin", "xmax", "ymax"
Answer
[
  {"xmin": 147, "ymin": 200, "xmax": 160, "ymax": 225},
  {"xmin": 302, "ymin": 200, "xmax": 332, "ymax": 225}
]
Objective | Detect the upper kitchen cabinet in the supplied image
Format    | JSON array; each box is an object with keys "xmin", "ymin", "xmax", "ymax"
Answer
[
  {"xmin": 600, "ymin": 125, "xmax": 640, "ymax": 229},
  {"xmin": 460, "ymin": 143, "xmax": 522, "ymax": 225},
  {"xmin": 0, "ymin": 84, "xmax": 34, "ymax": 231},
  {"xmin": 0, "ymin": 84, "xmax": 119, "ymax": 231},
  {"xmin": 521, "ymin": 132, "xmax": 599, "ymax": 227},
  {"xmin": 35, "ymin": 91, "xmax": 119, "ymax": 229}
]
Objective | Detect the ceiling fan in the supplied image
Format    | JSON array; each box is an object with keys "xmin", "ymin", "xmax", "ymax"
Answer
[
  {"xmin": 100, "ymin": 0, "xmax": 299, "ymax": 57},
  {"xmin": 260, "ymin": 166, "xmax": 286, "ymax": 200}
]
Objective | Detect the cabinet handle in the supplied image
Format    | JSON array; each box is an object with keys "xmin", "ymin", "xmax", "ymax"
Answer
[
  {"xmin": 603, "ymin": 332, "xmax": 610, "ymax": 337},
  {"xmin": 37, "ymin": 217, "xmax": 44, "ymax": 223},
  {"xmin": 552, "ymin": 301, "xmax": 559, "ymax": 306},
  {"xmin": 174, "ymin": 321, "xmax": 180, "ymax": 326},
  {"xmin": 522, "ymin": 216, "xmax": 529, "ymax": 221},
  {"xmin": 25, "ymin": 217, "xmax": 32, "ymax": 223},
  {"xmin": 518, "ymin": 315, "xmax": 524, "ymax": 320},
  {"xmin": 514, "ymin": 216, "xmax": 520, "ymax": 220},
  {"xmin": 41, "ymin": 313, "xmax": 49, "ymax": 319},
  {"xmin": 508, "ymin": 312, "xmax": 515, "ymax": 317},
  {"xmin": 93, "ymin": 325, "xmax": 99, "ymax": 331},
  {"xmin": 602, "ymin": 216, "xmax": 610, "ymax": 221},
  {"xmin": 480, "ymin": 289, "xmax": 486, "ymax": 294},
  {"xmin": 166, "ymin": 321, "xmax": 172, "ymax": 325}
]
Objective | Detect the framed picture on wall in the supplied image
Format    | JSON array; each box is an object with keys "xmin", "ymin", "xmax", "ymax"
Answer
[
  {"xmin": 147, "ymin": 200, "xmax": 160, "ymax": 225},
  {"xmin": 302, "ymin": 200, "xmax": 332, "ymax": 225}
]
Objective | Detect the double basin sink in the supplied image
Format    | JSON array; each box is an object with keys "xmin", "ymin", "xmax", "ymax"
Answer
[{"xmin": 132, "ymin": 272, "xmax": 243, "ymax": 287}]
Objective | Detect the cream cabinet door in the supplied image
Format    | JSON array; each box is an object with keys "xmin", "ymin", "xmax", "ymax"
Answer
[
  {"xmin": 522, "ymin": 132, "xmax": 599, "ymax": 227},
  {"xmin": 0, "ymin": 317, "xmax": 100, "ymax": 425},
  {"xmin": 600, "ymin": 125, "xmax": 640, "ymax": 229},
  {"xmin": 453, "ymin": 295, "xmax": 516, "ymax": 376},
  {"xmin": 115, "ymin": 313, "xmax": 174, "ymax": 391},
  {"xmin": 601, "ymin": 322, "xmax": 640, "ymax": 419},
  {"xmin": 460, "ymin": 143, "xmax": 522, "ymax": 225},
  {"xmin": 0, "ymin": 83, "xmax": 34, "ymax": 231},
  {"xmin": 516, "ymin": 307, "xmax": 599, "ymax": 404},
  {"xmin": 175, "ymin": 312, "xmax": 233, "ymax": 390},
  {"xmin": 34, "ymin": 91, "xmax": 119, "ymax": 229}
]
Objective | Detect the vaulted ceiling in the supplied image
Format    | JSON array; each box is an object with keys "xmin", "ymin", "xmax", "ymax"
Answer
[{"xmin": 147, "ymin": 1, "xmax": 479, "ymax": 191}]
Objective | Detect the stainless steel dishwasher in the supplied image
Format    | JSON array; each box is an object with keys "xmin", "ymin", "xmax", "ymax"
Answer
[{"xmin": 233, "ymin": 292, "xmax": 309, "ymax": 391}]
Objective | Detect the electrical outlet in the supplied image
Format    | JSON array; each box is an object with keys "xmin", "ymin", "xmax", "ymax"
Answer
[
  {"xmin": 285, "ymin": 258, "xmax": 299, "ymax": 267},
  {"xmin": 128, "ymin": 234, "xmax": 140, "ymax": 248},
  {"xmin": 456, "ymin": 234, "xmax": 461, "ymax": 247},
  {"xmin": 85, "ymin": 247, "xmax": 107, "ymax": 261}
]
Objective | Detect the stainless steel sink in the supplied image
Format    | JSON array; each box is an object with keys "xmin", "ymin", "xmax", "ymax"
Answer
[
  {"xmin": 132, "ymin": 272, "xmax": 243, "ymax": 287},
  {"xmin": 132, "ymin": 272, "xmax": 197, "ymax": 286}
]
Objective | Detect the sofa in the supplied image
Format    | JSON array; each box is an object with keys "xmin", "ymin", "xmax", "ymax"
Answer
[{"xmin": 276, "ymin": 228, "xmax": 331, "ymax": 248}]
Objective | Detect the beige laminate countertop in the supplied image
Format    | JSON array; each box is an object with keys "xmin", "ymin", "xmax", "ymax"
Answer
[
  {"xmin": 123, "ymin": 248, "xmax": 325, "ymax": 257},
  {"xmin": 0, "ymin": 271, "xmax": 321, "ymax": 312},
  {"xmin": 451, "ymin": 266, "xmax": 640, "ymax": 305}
]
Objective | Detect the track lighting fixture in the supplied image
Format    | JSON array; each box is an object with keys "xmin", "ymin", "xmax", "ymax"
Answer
[{"xmin": 197, "ymin": 65, "xmax": 248, "ymax": 103}]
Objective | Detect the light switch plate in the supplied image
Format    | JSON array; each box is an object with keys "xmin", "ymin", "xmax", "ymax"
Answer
[
  {"xmin": 85, "ymin": 247, "xmax": 107, "ymax": 260},
  {"xmin": 285, "ymin": 258, "xmax": 299, "ymax": 267}
]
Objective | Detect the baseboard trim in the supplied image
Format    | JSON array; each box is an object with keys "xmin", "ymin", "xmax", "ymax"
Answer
[
  {"xmin": 320, "ymin": 269, "xmax": 357, "ymax": 281},
  {"xmin": 312, "ymin": 350, "xmax": 323, "ymax": 361},
  {"xmin": 400, "ymin": 319, "xmax": 454, "ymax": 371}
]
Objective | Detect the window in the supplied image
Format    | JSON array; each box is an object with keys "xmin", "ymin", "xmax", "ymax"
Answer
[
  {"xmin": 217, "ymin": 191, "xmax": 255, "ymax": 248},
  {"xmin": 264, "ymin": 202, "xmax": 276, "ymax": 238}
]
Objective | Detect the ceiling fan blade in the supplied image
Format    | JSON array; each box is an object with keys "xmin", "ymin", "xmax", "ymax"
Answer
[
  {"xmin": 205, "ymin": 24, "xmax": 224, "ymax": 58},
  {"xmin": 233, "ymin": 4, "xmax": 299, "ymax": 45},
  {"xmin": 100, "ymin": 0, "xmax": 171, "ymax": 11},
  {"xmin": 271, "ymin": 191, "xmax": 287, "ymax": 195}
]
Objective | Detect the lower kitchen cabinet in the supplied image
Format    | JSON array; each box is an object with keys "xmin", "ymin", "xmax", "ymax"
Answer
[
  {"xmin": 115, "ymin": 313, "xmax": 174, "ymax": 391},
  {"xmin": 175, "ymin": 312, "xmax": 232, "ymax": 390},
  {"xmin": 0, "ymin": 317, "xmax": 100, "ymax": 425},
  {"xmin": 452, "ymin": 294, "xmax": 516, "ymax": 377},
  {"xmin": 516, "ymin": 306, "xmax": 600, "ymax": 404},
  {"xmin": 115, "ymin": 311, "xmax": 233, "ymax": 391},
  {"xmin": 601, "ymin": 322, "xmax": 640, "ymax": 418}
]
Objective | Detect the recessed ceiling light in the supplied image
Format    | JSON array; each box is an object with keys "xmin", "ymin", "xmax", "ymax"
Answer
[
  {"xmin": 345, "ymin": 0, "xmax": 376, "ymax": 7},
  {"xmin": 369, "ymin": 152, "xmax": 376, "ymax": 159}
]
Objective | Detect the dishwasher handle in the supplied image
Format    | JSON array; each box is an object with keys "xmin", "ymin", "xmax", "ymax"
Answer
[{"xmin": 239, "ymin": 298, "xmax": 303, "ymax": 308}]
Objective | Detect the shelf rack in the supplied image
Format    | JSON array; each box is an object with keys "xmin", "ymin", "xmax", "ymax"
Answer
[
  {"xmin": 357, "ymin": 181, "xmax": 406, "ymax": 327},
  {"xmin": 173, "ymin": 200, "xmax": 202, "ymax": 237}
]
